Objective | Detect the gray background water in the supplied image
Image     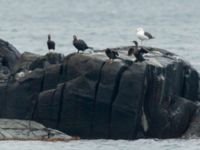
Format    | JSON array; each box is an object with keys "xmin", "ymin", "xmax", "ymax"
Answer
[
  {"xmin": 0, "ymin": 0, "xmax": 200, "ymax": 70},
  {"xmin": 0, "ymin": 0, "xmax": 200, "ymax": 149}
]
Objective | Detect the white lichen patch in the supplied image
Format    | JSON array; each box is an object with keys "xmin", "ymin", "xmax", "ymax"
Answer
[{"xmin": 15, "ymin": 72, "xmax": 25, "ymax": 80}]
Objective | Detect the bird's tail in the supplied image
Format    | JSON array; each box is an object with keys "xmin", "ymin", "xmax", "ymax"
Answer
[
  {"xmin": 116, "ymin": 56, "xmax": 123, "ymax": 60},
  {"xmin": 88, "ymin": 46, "xmax": 94, "ymax": 50}
]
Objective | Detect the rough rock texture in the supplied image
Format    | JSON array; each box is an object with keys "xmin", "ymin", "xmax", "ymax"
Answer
[
  {"xmin": 29, "ymin": 52, "xmax": 64, "ymax": 70},
  {"xmin": 182, "ymin": 106, "xmax": 200, "ymax": 138},
  {"xmin": 13, "ymin": 52, "xmax": 40, "ymax": 73},
  {"xmin": 0, "ymin": 39, "xmax": 199, "ymax": 139},
  {"xmin": 0, "ymin": 119, "xmax": 74, "ymax": 141},
  {"xmin": 0, "ymin": 39, "xmax": 20, "ymax": 70},
  {"xmin": 0, "ymin": 39, "xmax": 21, "ymax": 83}
]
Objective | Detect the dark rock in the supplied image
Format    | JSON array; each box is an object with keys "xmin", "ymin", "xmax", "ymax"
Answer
[
  {"xmin": 29, "ymin": 52, "xmax": 64, "ymax": 70},
  {"xmin": 2, "ymin": 69, "xmax": 44, "ymax": 119},
  {"xmin": 0, "ymin": 84, "xmax": 7, "ymax": 117},
  {"xmin": 183, "ymin": 107, "xmax": 200, "ymax": 138},
  {"xmin": 13, "ymin": 52, "xmax": 40, "ymax": 73},
  {"xmin": 0, "ymin": 39, "xmax": 21, "ymax": 70},
  {"xmin": 43, "ymin": 64, "xmax": 62, "ymax": 91},
  {"xmin": 92, "ymin": 61, "xmax": 128, "ymax": 139},
  {"xmin": 110, "ymin": 63, "xmax": 147, "ymax": 139},
  {"xmin": 182, "ymin": 65, "xmax": 199, "ymax": 101},
  {"xmin": 34, "ymin": 89, "xmax": 56, "ymax": 127},
  {"xmin": 0, "ymin": 39, "xmax": 21, "ymax": 83},
  {"xmin": 34, "ymin": 83, "xmax": 65, "ymax": 129},
  {"xmin": 143, "ymin": 60, "xmax": 197, "ymax": 138},
  {"xmin": 168, "ymin": 96, "xmax": 197, "ymax": 137},
  {"xmin": 58, "ymin": 54, "xmax": 105, "ymax": 138},
  {"xmin": 56, "ymin": 49, "xmax": 199, "ymax": 139},
  {"xmin": 0, "ymin": 41, "xmax": 198, "ymax": 139},
  {"xmin": 145, "ymin": 95, "xmax": 196, "ymax": 138}
]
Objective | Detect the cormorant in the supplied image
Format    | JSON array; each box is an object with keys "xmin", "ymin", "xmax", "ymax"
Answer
[
  {"xmin": 105, "ymin": 48, "xmax": 120, "ymax": 63},
  {"xmin": 136, "ymin": 27, "xmax": 154, "ymax": 45},
  {"xmin": 73, "ymin": 35, "xmax": 93, "ymax": 53},
  {"xmin": 128, "ymin": 41, "xmax": 148, "ymax": 62},
  {"xmin": 47, "ymin": 34, "xmax": 55, "ymax": 52}
]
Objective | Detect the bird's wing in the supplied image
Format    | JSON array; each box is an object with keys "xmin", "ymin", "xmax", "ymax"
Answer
[
  {"xmin": 47, "ymin": 41, "xmax": 55, "ymax": 49},
  {"xmin": 73, "ymin": 40, "xmax": 86, "ymax": 50},
  {"xmin": 128, "ymin": 48, "xmax": 134, "ymax": 56},
  {"xmin": 144, "ymin": 32, "xmax": 154, "ymax": 39},
  {"xmin": 78, "ymin": 39, "xmax": 88, "ymax": 47},
  {"xmin": 53, "ymin": 41, "xmax": 55, "ymax": 49},
  {"xmin": 113, "ymin": 51, "xmax": 119, "ymax": 56},
  {"xmin": 105, "ymin": 49, "xmax": 112, "ymax": 59},
  {"xmin": 140, "ymin": 47, "xmax": 148, "ymax": 53}
]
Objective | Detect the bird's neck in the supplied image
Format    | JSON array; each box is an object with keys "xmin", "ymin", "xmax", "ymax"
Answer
[
  {"xmin": 134, "ymin": 44, "xmax": 138, "ymax": 51},
  {"xmin": 135, "ymin": 44, "xmax": 138, "ymax": 49},
  {"xmin": 73, "ymin": 36, "xmax": 78, "ymax": 41}
]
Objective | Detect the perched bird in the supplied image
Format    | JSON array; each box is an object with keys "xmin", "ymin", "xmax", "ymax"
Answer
[
  {"xmin": 47, "ymin": 34, "xmax": 55, "ymax": 52},
  {"xmin": 136, "ymin": 27, "xmax": 154, "ymax": 45},
  {"xmin": 73, "ymin": 35, "xmax": 93, "ymax": 53},
  {"xmin": 105, "ymin": 48, "xmax": 120, "ymax": 63},
  {"xmin": 128, "ymin": 41, "xmax": 148, "ymax": 62}
]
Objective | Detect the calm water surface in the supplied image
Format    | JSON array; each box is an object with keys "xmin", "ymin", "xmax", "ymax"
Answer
[
  {"xmin": 0, "ymin": 0, "xmax": 200, "ymax": 70},
  {"xmin": 0, "ymin": 139, "xmax": 200, "ymax": 150}
]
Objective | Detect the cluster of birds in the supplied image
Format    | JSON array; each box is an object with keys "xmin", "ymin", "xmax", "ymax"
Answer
[{"xmin": 47, "ymin": 27, "xmax": 154, "ymax": 63}]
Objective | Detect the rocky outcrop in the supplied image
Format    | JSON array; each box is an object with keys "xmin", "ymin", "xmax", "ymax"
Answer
[
  {"xmin": 0, "ymin": 39, "xmax": 21, "ymax": 83},
  {"xmin": 0, "ymin": 39, "xmax": 199, "ymax": 139},
  {"xmin": 29, "ymin": 52, "xmax": 64, "ymax": 70},
  {"xmin": 0, "ymin": 39, "xmax": 20, "ymax": 70},
  {"xmin": 13, "ymin": 52, "xmax": 40, "ymax": 73}
]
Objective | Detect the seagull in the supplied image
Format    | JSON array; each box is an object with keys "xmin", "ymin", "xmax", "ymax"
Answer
[
  {"xmin": 128, "ymin": 41, "xmax": 148, "ymax": 62},
  {"xmin": 105, "ymin": 48, "xmax": 120, "ymax": 63},
  {"xmin": 136, "ymin": 27, "xmax": 154, "ymax": 45},
  {"xmin": 47, "ymin": 34, "xmax": 55, "ymax": 52},
  {"xmin": 73, "ymin": 35, "xmax": 93, "ymax": 53}
]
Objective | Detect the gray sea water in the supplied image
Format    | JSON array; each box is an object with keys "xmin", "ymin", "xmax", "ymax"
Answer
[
  {"xmin": 0, "ymin": 0, "xmax": 200, "ymax": 149},
  {"xmin": 1, "ymin": 0, "xmax": 200, "ymax": 70}
]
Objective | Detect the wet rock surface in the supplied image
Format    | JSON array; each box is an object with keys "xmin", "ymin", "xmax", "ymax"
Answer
[{"xmin": 0, "ymin": 39, "xmax": 200, "ymax": 139}]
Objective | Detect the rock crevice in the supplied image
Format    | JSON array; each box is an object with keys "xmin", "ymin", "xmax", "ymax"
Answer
[{"xmin": 0, "ymin": 39, "xmax": 199, "ymax": 139}]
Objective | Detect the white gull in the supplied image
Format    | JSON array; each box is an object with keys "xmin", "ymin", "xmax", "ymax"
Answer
[{"xmin": 136, "ymin": 27, "xmax": 154, "ymax": 45}]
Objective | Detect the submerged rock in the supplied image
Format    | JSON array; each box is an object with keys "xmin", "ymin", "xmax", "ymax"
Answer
[{"xmin": 0, "ymin": 119, "xmax": 74, "ymax": 141}]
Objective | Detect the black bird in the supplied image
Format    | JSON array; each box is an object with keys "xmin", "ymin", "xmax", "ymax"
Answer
[
  {"xmin": 73, "ymin": 35, "xmax": 93, "ymax": 53},
  {"xmin": 47, "ymin": 34, "xmax": 55, "ymax": 52},
  {"xmin": 128, "ymin": 41, "xmax": 148, "ymax": 62},
  {"xmin": 105, "ymin": 48, "xmax": 120, "ymax": 63}
]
